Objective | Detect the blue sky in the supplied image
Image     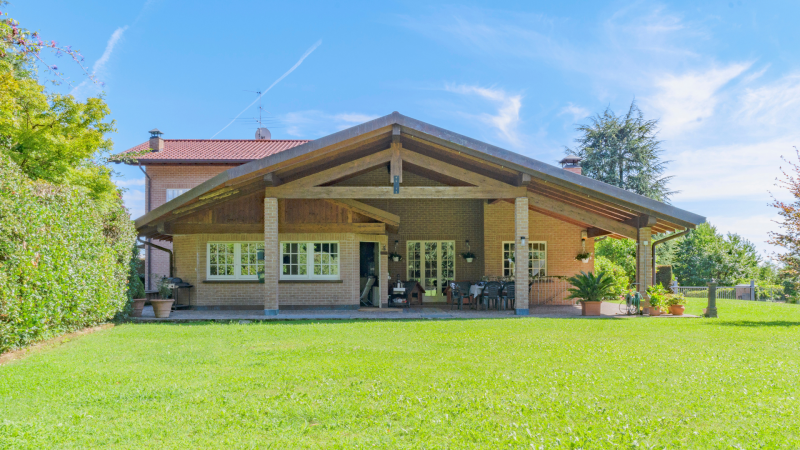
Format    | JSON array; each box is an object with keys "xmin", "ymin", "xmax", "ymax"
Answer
[{"xmin": 11, "ymin": 1, "xmax": 800, "ymax": 259}]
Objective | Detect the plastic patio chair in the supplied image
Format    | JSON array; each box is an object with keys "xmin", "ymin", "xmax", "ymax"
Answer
[
  {"xmin": 450, "ymin": 283, "xmax": 469, "ymax": 310},
  {"xmin": 482, "ymin": 281, "xmax": 503, "ymax": 311}
]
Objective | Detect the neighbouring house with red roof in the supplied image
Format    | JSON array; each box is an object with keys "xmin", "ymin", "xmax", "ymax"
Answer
[{"xmin": 125, "ymin": 112, "xmax": 704, "ymax": 315}]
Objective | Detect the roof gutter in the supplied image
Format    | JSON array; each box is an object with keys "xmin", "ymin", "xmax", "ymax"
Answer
[{"xmin": 652, "ymin": 230, "xmax": 690, "ymax": 286}]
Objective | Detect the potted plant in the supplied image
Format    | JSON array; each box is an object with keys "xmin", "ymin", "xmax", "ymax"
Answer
[
  {"xmin": 131, "ymin": 276, "xmax": 147, "ymax": 318},
  {"xmin": 389, "ymin": 252, "xmax": 402, "ymax": 262},
  {"xmin": 666, "ymin": 293, "xmax": 687, "ymax": 315},
  {"xmin": 567, "ymin": 271, "xmax": 615, "ymax": 316},
  {"xmin": 461, "ymin": 251, "xmax": 476, "ymax": 263},
  {"xmin": 646, "ymin": 284, "xmax": 668, "ymax": 316},
  {"xmin": 575, "ymin": 252, "xmax": 591, "ymax": 263},
  {"xmin": 150, "ymin": 276, "xmax": 174, "ymax": 318}
]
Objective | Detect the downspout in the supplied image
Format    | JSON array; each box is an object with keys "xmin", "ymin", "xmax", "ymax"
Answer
[
  {"xmin": 138, "ymin": 164, "xmax": 153, "ymax": 288},
  {"xmin": 138, "ymin": 237, "xmax": 174, "ymax": 278},
  {"xmin": 651, "ymin": 230, "xmax": 689, "ymax": 286}
]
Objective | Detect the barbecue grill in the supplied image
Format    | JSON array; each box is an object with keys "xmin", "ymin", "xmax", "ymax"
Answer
[{"xmin": 166, "ymin": 277, "xmax": 193, "ymax": 310}]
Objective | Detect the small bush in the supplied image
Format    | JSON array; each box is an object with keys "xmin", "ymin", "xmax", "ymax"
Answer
[
  {"xmin": 0, "ymin": 155, "xmax": 135, "ymax": 353},
  {"xmin": 595, "ymin": 256, "xmax": 629, "ymax": 299}
]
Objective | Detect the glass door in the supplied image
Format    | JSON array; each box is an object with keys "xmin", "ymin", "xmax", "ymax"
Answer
[{"xmin": 407, "ymin": 241, "xmax": 455, "ymax": 302}]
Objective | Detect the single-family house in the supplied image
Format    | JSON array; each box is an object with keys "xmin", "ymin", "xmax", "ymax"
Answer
[{"xmin": 125, "ymin": 112, "xmax": 704, "ymax": 315}]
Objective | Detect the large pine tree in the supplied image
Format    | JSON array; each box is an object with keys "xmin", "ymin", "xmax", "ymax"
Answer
[{"xmin": 567, "ymin": 101, "xmax": 674, "ymax": 203}]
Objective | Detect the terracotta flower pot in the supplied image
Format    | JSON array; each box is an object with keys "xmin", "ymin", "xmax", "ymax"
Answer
[
  {"xmin": 131, "ymin": 299, "xmax": 146, "ymax": 317},
  {"xmin": 669, "ymin": 305, "xmax": 685, "ymax": 316},
  {"xmin": 150, "ymin": 299, "xmax": 175, "ymax": 318},
  {"xmin": 649, "ymin": 306, "xmax": 662, "ymax": 316},
  {"xmin": 582, "ymin": 301, "xmax": 602, "ymax": 316}
]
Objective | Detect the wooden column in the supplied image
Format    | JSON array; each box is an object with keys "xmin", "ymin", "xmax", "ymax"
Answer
[
  {"xmin": 264, "ymin": 197, "xmax": 279, "ymax": 315},
  {"xmin": 514, "ymin": 197, "xmax": 529, "ymax": 315},
  {"xmin": 636, "ymin": 226, "xmax": 653, "ymax": 306}
]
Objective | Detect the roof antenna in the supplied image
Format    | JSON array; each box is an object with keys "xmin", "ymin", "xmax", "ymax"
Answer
[{"xmin": 245, "ymin": 90, "xmax": 271, "ymax": 140}]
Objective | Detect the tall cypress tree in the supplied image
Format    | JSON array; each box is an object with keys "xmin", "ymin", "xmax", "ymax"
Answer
[{"xmin": 567, "ymin": 100, "xmax": 674, "ymax": 203}]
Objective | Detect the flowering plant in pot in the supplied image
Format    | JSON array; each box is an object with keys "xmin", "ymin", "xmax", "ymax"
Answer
[
  {"xmin": 150, "ymin": 276, "xmax": 174, "ymax": 318},
  {"xmin": 646, "ymin": 284, "xmax": 668, "ymax": 316},
  {"xmin": 461, "ymin": 251, "xmax": 476, "ymax": 263},
  {"xmin": 388, "ymin": 252, "xmax": 402, "ymax": 262},
  {"xmin": 575, "ymin": 252, "xmax": 591, "ymax": 263},
  {"xmin": 567, "ymin": 271, "xmax": 615, "ymax": 316},
  {"xmin": 666, "ymin": 293, "xmax": 687, "ymax": 315}
]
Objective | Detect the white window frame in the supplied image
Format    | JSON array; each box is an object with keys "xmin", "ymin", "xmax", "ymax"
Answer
[
  {"xmin": 206, "ymin": 242, "xmax": 264, "ymax": 280},
  {"xmin": 166, "ymin": 188, "xmax": 191, "ymax": 202},
  {"xmin": 502, "ymin": 241, "xmax": 547, "ymax": 278},
  {"xmin": 280, "ymin": 241, "xmax": 340, "ymax": 281}
]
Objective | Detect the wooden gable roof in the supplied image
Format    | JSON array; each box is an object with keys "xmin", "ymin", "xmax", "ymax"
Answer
[{"xmin": 136, "ymin": 112, "xmax": 704, "ymax": 241}]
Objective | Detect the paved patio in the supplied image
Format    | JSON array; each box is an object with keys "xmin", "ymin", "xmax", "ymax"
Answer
[{"xmin": 134, "ymin": 302, "xmax": 699, "ymax": 322}]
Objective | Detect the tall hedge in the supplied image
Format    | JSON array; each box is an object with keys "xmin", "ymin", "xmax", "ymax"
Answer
[{"xmin": 0, "ymin": 155, "xmax": 135, "ymax": 353}]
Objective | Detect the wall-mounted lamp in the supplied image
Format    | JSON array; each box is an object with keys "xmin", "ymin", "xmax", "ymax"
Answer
[{"xmin": 520, "ymin": 236, "xmax": 527, "ymax": 246}]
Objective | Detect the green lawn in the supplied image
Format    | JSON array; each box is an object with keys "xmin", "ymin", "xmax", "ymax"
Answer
[{"xmin": 2, "ymin": 300, "xmax": 799, "ymax": 449}]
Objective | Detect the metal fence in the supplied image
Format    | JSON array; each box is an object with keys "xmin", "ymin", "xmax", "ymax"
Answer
[
  {"xmin": 673, "ymin": 284, "xmax": 785, "ymax": 302},
  {"xmin": 529, "ymin": 276, "xmax": 573, "ymax": 306}
]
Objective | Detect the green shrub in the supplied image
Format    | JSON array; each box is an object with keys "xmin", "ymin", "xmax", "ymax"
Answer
[
  {"xmin": 594, "ymin": 256, "xmax": 629, "ymax": 299},
  {"xmin": 0, "ymin": 155, "xmax": 135, "ymax": 353},
  {"xmin": 656, "ymin": 265, "xmax": 672, "ymax": 289}
]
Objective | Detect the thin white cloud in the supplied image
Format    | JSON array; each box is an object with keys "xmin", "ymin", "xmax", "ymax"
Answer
[
  {"xmin": 114, "ymin": 177, "xmax": 145, "ymax": 188},
  {"xmin": 121, "ymin": 188, "xmax": 145, "ymax": 220},
  {"xmin": 642, "ymin": 63, "xmax": 751, "ymax": 138},
  {"xmin": 558, "ymin": 103, "xmax": 591, "ymax": 123},
  {"xmin": 71, "ymin": 26, "xmax": 128, "ymax": 98},
  {"xmin": 706, "ymin": 213, "xmax": 780, "ymax": 258},
  {"xmin": 445, "ymin": 84, "xmax": 524, "ymax": 147},
  {"xmin": 279, "ymin": 111, "xmax": 379, "ymax": 138}
]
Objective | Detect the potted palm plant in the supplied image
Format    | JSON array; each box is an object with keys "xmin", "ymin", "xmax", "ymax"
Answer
[
  {"xmin": 461, "ymin": 251, "xmax": 476, "ymax": 263},
  {"xmin": 575, "ymin": 252, "xmax": 591, "ymax": 263},
  {"xmin": 666, "ymin": 293, "xmax": 687, "ymax": 315},
  {"xmin": 567, "ymin": 271, "xmax": 615, "ymax": 316},
  {"xmin": 150, "ymin": 276, "xmax": 174, "ymax": 318}
]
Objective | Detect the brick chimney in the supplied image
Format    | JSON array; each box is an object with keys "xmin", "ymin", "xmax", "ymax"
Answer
[
  {"xmin": 149, "ymin": 128, "xmax": 164, "ymax": 152},
  {"xmin": 559, "ymin": 155, "xmax": 582, "ymax": 175}
]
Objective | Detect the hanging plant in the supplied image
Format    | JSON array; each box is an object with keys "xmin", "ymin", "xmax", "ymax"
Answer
[
  {"xmin": 389, "ymin": 252, "xmax": 403, "ymax": 262},
  {"xmin": 575, "ymin": 252, "xmax": 591, "ymax": 263},
  {"xmin": 461, "ymin": 251, "xmax": 476, "ymax": 263}
]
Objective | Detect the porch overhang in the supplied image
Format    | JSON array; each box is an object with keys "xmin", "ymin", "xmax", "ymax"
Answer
[{"xmin": 134, "ymin": 111, "xmax": 705, "ymax": 240}]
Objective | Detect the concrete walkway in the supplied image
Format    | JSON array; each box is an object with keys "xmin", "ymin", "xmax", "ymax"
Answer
[{"xmin": 134, "ymin": 302, "xmax": 699, "ymax": 322}]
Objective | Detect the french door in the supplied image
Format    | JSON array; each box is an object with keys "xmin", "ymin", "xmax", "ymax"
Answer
[{"xmin": 406, "ymin": 241, "xmax": 455, "ymax": 301}]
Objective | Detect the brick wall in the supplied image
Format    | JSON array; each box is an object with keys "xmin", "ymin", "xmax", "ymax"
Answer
[
  {"xmin": 173, "ymin": 231, "xmax": 387, "ymax": 309},
  {"xmin": 144, "ymin": 165, "xmax": 234, "ymax": 289},
  {"xmin": 483, "ymin": 201, "xmax": 595, "ymax": 278},
  {"xmin": 337, "ymin": 168, "xmax": 485, "ymax": 283}
]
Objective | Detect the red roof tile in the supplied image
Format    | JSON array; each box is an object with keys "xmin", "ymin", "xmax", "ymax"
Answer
[{"xmin": 123, "ymin": 139, "xmax": 310, "ymax": 163}]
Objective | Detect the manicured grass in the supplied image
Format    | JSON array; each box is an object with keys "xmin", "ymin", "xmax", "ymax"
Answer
[{"xmin": 2, "ymin": 300, "xmax": 799, "ymax": 448}]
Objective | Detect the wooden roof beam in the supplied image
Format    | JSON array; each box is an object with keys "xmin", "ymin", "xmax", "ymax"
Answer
[{"xmin": 527, "ymin": 191, "xmax": 637, "ymax": 239}]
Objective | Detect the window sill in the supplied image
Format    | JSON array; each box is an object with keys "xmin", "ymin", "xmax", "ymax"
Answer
[
  {"xmin": 203, "ymin": 280, "xmax": 261, "ymax": 284},
  {"xmin": 279, "ymin": 279, "xmax": 344, "ymax": 284}
]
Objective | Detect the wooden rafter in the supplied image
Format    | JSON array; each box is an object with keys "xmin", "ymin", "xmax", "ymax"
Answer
[{"xmin": 526, "ymin": 191, "xmax": 637, "ymax": 239}]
